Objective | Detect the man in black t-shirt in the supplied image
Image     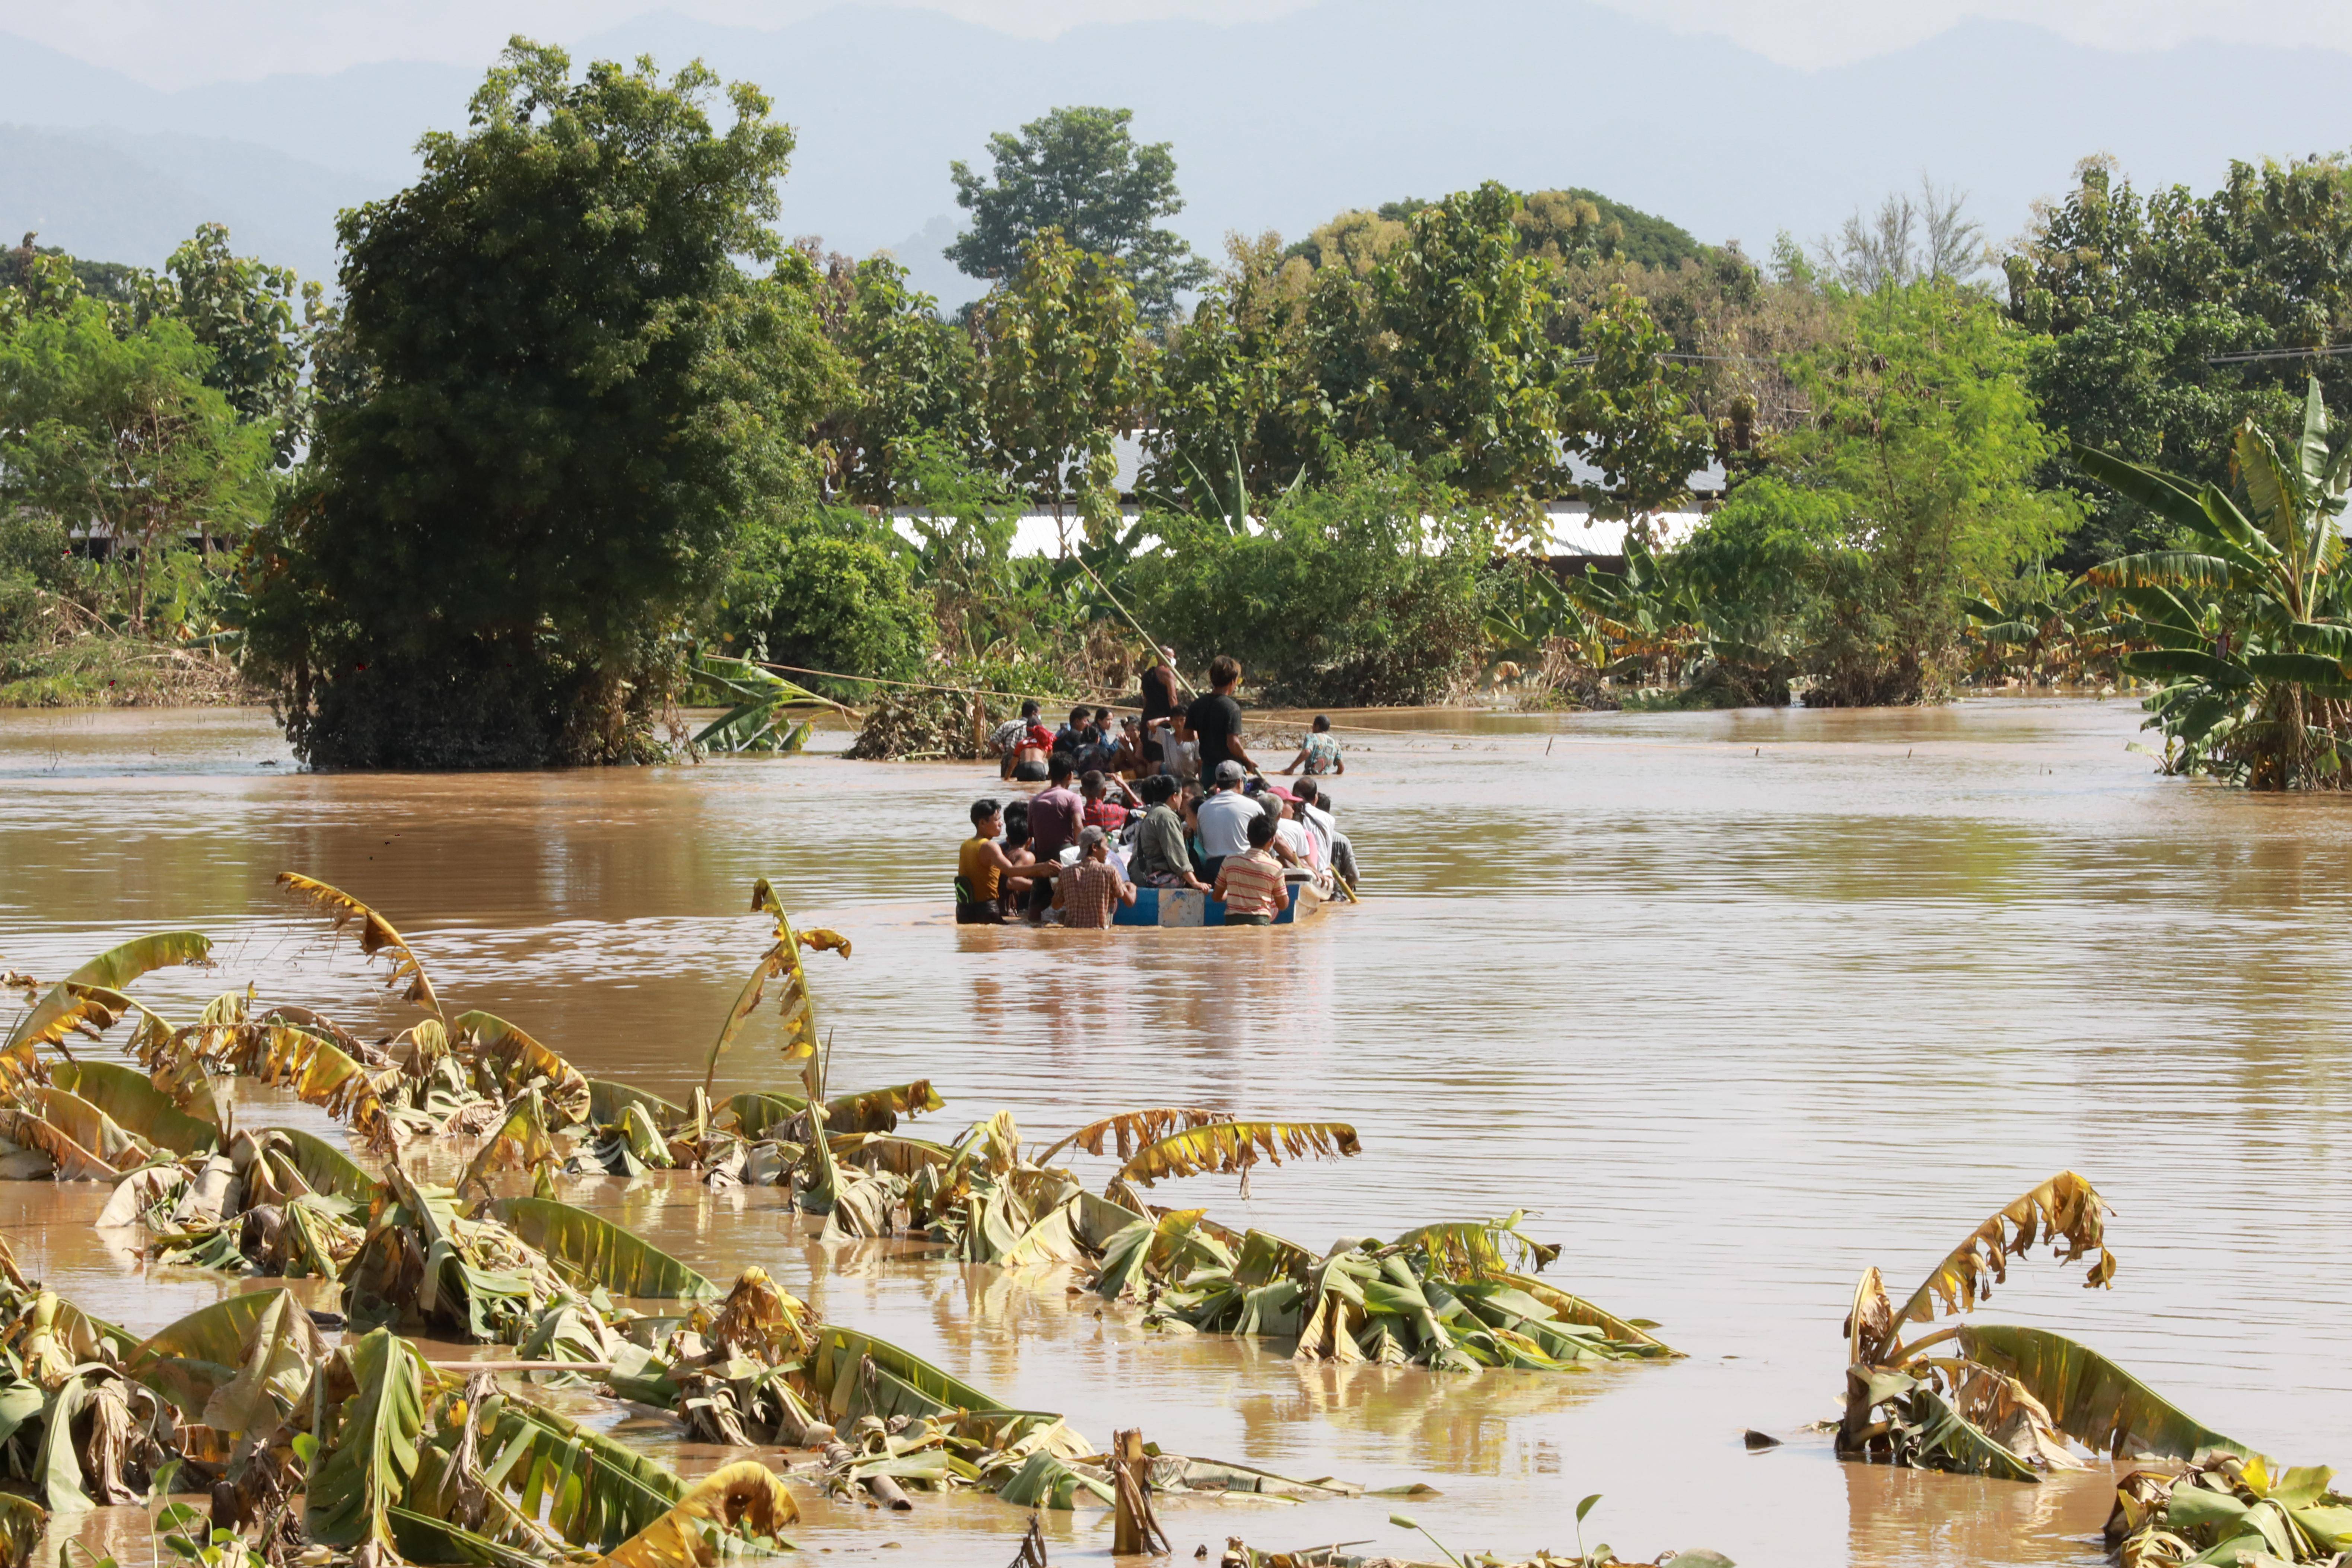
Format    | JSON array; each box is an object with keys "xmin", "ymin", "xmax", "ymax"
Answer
[{"xmin": 1180, "ymin": 653, "xmax": 1259, "ymax": 777}]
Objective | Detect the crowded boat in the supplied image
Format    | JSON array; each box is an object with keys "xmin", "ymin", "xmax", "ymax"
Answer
[{"xmin": 955, "ymin": 651, "xmax": 1358, "ymax": 928}]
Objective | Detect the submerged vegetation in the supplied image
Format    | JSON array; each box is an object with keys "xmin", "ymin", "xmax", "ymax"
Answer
[{"xmin": 0, "ymin": 875, "xmax": 1698, "ymax": 1565}]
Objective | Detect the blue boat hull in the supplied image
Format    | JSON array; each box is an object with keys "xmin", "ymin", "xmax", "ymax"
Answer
[{"xmin": 1111, "ymin": 881, "xmax": 1324, "ymax": 927}]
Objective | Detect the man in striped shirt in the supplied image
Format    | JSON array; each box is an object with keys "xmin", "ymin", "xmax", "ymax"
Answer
[{"xmin": 1211, "ymin": 811, "xmax": 1288, "ymax": 926}]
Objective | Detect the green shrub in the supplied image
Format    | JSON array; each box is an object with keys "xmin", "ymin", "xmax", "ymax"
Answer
[
  {"xmin": 715, "ymin": 509, "xmax": 933, "ymax": 688},
  {"xmin": 1129, "ymin": 451, "xmax": 1495, "ymax": 705}
]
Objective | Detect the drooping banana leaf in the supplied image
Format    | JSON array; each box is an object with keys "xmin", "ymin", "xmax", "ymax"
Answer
[
  {"xmin": 214, "ymin": 1024, "xmax": 391, "ymax": 1144},
  {"xmin": 197, "ymin": 1288, "xmax": 329, "ymax": 1433},
  {"xmin": 31, "ymin": 1088, "xmax": 151, "ymax": 1170},
  {"xmin": 1494, "ymin": 1272, "xmax": 1680, "ymax": 1356},
  {"xmin": 588, "ymin": 1079, "xmax": 684, "ymax": 1130},
  {"xmin": 722, "ymin": 1092, "xmax": 805, "ymax": 1140},
  {"xmin": 1957, "ymin": 1324, "xmax": 2252, "ymax": 1462},
  {"xmin": 1036, "ymin": 1106, "xmax": 1233, "ymax": 1165},
  {"xmin": 803, "ymin": 1325, "xmax": 1003, "ymax": 1420},
  {"xmin": 490, "ymin": 1197, "xmax": 716, "ymax": 1300},
  {"xmin": 1893, "ymin": 1384, "xmax": 2040, "ymax": 1483},
  {"xmin": 595, "ymin": 1458, "xmax": 799, "ymax": 1568},
  {"xmin": 1878, "ymin": 1171, "xmax": 2116, "ymax": 1359},
  {"xmin": 282, "ymin": 1126, "xmax": 379, "ymax": 1203},
  {"xmin": 1386, "ymin": 1213, "xmax": 1561, "ymax": 1277},
  {"xmin": 455, "ymin": 1012, "xmax": 592, "ymax": 1129},
  {"xmin": 1115, "ymin": 1121, "xmax": 1361, "ymax": 1189},
  {"xmin": 128, "ymin": 1287, "xmax": 311, "ymax": 1418},
  {"xmin": 386, "ymin": 1507, "xmax": 547, "ymax": 1568},
  {"xmin": 0, "ymin": 984, "xmax": 130, "ymax": 1091},
  {"xmin": 478, "ymin": 1393, "xmax": 685, "ymax": 1552},
  {"xmin": 0, "ymin": 1106, "xmax": 124, "ymax": 1180},
  {"xmin": 459, "ymin": 1090, "xmax": 559, "ymax": 1200},
  {"xmin": 50, "ymin": 1060, "xmax": 219, "ymax": 1155},
  {"xmin": 277, "ymin": 871, "xmax": 442, "ymax": 1017},
  {"xmin": 63, "ymin": 932, "xmax": 213, "ymax": 992},
  {"xmin": 306, "ymin": 1327, "xmax": 427, "ymax": 1552}
]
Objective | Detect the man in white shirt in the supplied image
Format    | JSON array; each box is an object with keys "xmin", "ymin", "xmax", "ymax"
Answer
[{"xmin": 1195, "ymin": 760, "xmax": 1260, "ymax": 881}]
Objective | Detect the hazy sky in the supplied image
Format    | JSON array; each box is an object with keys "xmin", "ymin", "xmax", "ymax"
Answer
[{"xmin": 3, "ymin": 0, "xmax": 2345, "ymax": 86}]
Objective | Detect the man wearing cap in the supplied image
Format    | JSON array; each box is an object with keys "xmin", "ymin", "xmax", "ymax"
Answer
[
  {"xmin": 1195, "ymin": 760, "xmax": 1259, "ymax": 884},
  {"xmin": 1062, "ymin": 826, "xmax": 1136, "ymax": 929}
]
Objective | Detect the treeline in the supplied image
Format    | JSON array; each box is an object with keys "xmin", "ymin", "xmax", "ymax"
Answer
[{"xmin": 7, "ymin": 41, "xmax": 2352, "ymax": 772}]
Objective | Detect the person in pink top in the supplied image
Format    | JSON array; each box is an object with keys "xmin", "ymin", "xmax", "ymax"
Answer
[{"xmin": 1023, "ymin": 753, "xmax": 1085, "ymax": 917}]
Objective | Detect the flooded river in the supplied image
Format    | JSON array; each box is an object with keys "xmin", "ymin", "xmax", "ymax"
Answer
[{"xmin": 3, "ymin": 698, "xmax": 2348, "ymax": 1567}]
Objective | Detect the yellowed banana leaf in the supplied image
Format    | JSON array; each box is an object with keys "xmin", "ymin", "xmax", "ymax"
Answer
[
  {"xmin": 277, "ymin": 871, "xmax": 442, "ymax": 1016},
  {"xmin": 1881, "ymin": 1172, "xmax": 2116, "ymax": 1357},
  {"xmin": 455, "ymin": 1011, "xmax": 592, "ymax": 1128},
  {"xmin": 590, "ymin": 1079, "xmax": 685, "ymax": 1129},
  {"xmin": 1957, "ymin": 1324, "xmax": 2251, "ymax": 1462},
  {"xmin": 491, "ymin": 1196, "xmax": 717, "ymax": 1300},
  {"xmin": 796, "ymin": 929, "xmax": 852, "ymax": 960},
  {"xmin": 700, "ymin": 947, "xmax": 787, "ymax": 1100},
  {"xmin": 1036, "ymin": 1107, "xmax": 1233, "ymax": 1165},
  {"xmin": 31, "ymin": 1088, "xmax": 150, "ymax": 1170},
  {"xmin": 1116, "ymin": 1121, "xmax": 1362, "ymax": 1189},
  {"xmin": 281, "ymin": 1127, "xmax": 379, "ymax": 1203},
  {"xmin": 128, "ymin": 1287, "xmax": 314, "ymax": 1418},
  {"xmin": 215, "ymin": 1023, "xmax": 392, "ymax": 1145},
  {"xmin": 827, "ymin": 1080, "xmax": 943, "ymax": 1132},
  {"xmin": 1389, "ymin": 1214, "xmax": 1560, "ymax": 1278},
  {"xmin": 595, "ymin": 1458, "xmax": 797, "ymax": 1568},
  {"xmin": 50, "ymin": 1059, "xmax": 219, "ymax": 1156},
  {"xmin": 458, "ymin": 1090, "xmax": 558, "ymax": 1200},
  {"xmin": 1495, "ymin": 1272, "xmax": 1681, "ymax": 1356},
  {"xmin": 706, "ymin": 1267, "xmax": 814, "ymax": 1362},
  {"xmin": 0, "ymin": 984, "xmax": 130, "ymax": 1092},
  {"xmin": 0, "ymin": 1490, "xmax": 43, "ymax": 1568},
  {"xmin": 0, "ymin": 1107, "xmax": 124, "ymax": 1180}
]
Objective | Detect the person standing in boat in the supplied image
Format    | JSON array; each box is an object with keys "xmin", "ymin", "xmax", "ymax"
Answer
[
  {"xmin": 1178, "ymin": 656, "xmax": 1258, "ymax": 780},
  {"xmin": 1023, "ymin": 756, "xmax": 1085, "ymax": 917},
  {"xmin": 1139, "ymin": 646, "xmax": 1181, "ymax": 775}
]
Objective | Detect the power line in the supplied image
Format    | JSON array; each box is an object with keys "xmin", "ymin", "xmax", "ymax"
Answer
[{"xmin": 2204, "ymin": 344, "xmax": 2352, "ymax": 365}]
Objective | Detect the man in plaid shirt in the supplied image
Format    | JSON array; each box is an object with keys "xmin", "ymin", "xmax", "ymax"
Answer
[{"xmin": 1062, "ymin": 827, "xmax": 1137, "ymax": 928}]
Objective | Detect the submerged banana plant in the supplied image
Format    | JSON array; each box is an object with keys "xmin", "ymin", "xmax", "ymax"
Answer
[
  {"xmin": 1837, "ymin": 1171, "xmax": 2254, "ymax": 1484},
  {"xmin": 700, "ymin": 878, "xmax": 852, "ymax": 1097}
]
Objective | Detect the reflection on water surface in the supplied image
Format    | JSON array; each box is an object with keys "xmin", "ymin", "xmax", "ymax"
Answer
[{"xmin": 3, "ymin": 699, "xmax": 2349, "ymax": 1566}]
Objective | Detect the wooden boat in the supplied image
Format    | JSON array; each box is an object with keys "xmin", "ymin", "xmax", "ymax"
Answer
[{"xmin": 1112, "ymin": 875, "xmax": 1327, "ymax": 928}]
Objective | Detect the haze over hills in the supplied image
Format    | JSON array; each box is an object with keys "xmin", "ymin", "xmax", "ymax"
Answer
[{"xmin": 3, "ymin": 0, "xmax": 2349, "ymax": 298}]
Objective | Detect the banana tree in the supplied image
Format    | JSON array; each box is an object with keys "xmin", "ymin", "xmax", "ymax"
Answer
[
  {"xmin": 1963, "ymin": 575, "xmax": 2124, "ymax": 686},
  {"xmin": 1839, "ymin": 1171, "xmax": 2254, "ymax": 1482},
  {"xmin": 690, "ymin": 654, "xmax": 852, "ymax": 755},
  {"xmin": 2082, "ymin": 378, "xmax": 2352, "ymax": 789}
]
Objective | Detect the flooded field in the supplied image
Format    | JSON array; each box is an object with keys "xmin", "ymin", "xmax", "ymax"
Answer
[{"xmin": 3, "ymin": 698, "xmax": 2349, "ymax": 1567}]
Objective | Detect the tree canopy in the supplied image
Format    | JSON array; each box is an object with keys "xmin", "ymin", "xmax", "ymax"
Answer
[
  {"xmin": 246, "ymin": 39, "xmax": 845, "ymax": 768},
  {"xmin": 947, "ymin": 106, "xmax": 1209, "ymax": 327}
]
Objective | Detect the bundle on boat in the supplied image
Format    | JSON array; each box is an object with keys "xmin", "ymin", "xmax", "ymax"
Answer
[{"xmin": 1834, "ymin": 1165, "xmax": 2346, "ymax": 1549}]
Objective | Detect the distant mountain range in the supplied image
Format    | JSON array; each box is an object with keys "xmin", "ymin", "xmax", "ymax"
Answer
[{"xmin": 3, "ymin": 0, "xmax": 2348, "ymax": 300}]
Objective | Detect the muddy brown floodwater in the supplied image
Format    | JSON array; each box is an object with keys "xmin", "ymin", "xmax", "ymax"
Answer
[{"xmin": 4, "ymin": 699, "xmax": 2351, "ymax": 1567}]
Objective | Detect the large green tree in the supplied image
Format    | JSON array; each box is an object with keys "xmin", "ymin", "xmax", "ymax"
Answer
[
  {"xmin": 808, "ymin": 255, "xmax": 978, "ymax": 505},
  {"xmin": 2005, "ymin": 155, "xmax": 2352, "ymax": 567},
  {"xmin": 0, "ymin": 298, "xmax": 271, "ymax": 633},
  {"xmin": 144, "ymin": 223, "xmax": 324, "ymax": 467},
  {"xmin": 247, "ymin": 41, "xmax": 845, "ymax": 768},
  {"xmin": 947, "ymin": 106, "xmax": 1208, "ymax": 327},
  {"xmin": 1685, "ymin": 282, "xmax": 2075, "ymax": 704},
  {"xmin": 971, "ymin": 232, "xmax": 1146, "ymax": 550}
]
